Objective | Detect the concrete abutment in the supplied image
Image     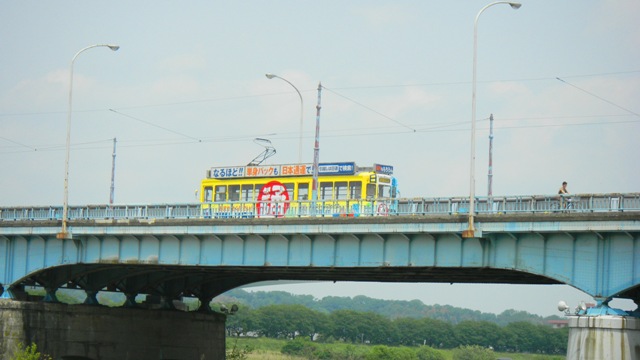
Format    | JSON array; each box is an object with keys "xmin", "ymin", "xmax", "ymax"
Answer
[
  {"xmin": 0, "ymin": 299, "xmax": 226, "ymax": 360},
  {"xmin": 567, "ymin": 316, "xmax": 640, "ymax": 360}
]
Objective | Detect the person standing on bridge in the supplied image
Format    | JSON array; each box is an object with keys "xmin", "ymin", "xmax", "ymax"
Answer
[
  {"xmin": 558, "ymin": 181, "xmax": 569, "ymax": 195},
  {"xmin": 558, "ymin": 181, "xmax": 571, "ymax": 210}
]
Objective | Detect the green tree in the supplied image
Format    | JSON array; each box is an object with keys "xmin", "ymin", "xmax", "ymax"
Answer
[
  {"xmin": 453, "ymin": 321, "xmax": 503, "ymax": 349},
  {"xmin": 329, "ymin": 310, "xmax": 365, "ymax": 343},
  {"xmin": 394, "ymin": 317, "xmax": 423, "ymax": 346},
  {"xmin": 415, "ymin": 317, "xmax": 456, "ymax": 348},
  {"xmin": 255, "ymin": 304, "xmax": 327, "ymax": 339},
  {"xmin": 226, "ymin": 306, "xmax": 259, "ymax": 337}
]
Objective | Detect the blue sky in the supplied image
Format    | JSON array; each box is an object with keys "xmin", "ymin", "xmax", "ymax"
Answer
[{"xmin": 1, "ymin": 1, "xmax": 638, "ymax": 316}]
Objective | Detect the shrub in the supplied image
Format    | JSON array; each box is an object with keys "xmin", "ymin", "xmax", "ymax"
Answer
[
  {"xmin": 452, "ymin": 345, "xmax": 495, "ymax": 360},
  {"xmin": 415, "ymin": 346, "xmax": 446, "ymax": 360},
  {"xmin": 11, "ymin": 343, "xmax": 52, "ymax": 360}
]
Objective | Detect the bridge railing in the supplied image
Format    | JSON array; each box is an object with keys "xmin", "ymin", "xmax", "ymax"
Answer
[{"xmin": 1, "ymin": 193, "xmax": 638, "ymax": 221}]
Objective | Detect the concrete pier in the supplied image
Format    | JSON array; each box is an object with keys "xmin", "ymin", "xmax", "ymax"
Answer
[
  {"xmin": 567, "ymin": 316, "xmax": 640, "ymax": 360},
  {"xmin": 0, "ymin": 299, "xmax": 226, "ymax": 360}
]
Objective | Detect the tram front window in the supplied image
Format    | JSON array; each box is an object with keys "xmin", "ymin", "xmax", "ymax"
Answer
[
  {"xmin": 366, "ymin": 184, "xmax": 376, "ymax": 199},
  {"xmin": 378, "ymin": 185, "xmax": 390, "ymax": 198}
]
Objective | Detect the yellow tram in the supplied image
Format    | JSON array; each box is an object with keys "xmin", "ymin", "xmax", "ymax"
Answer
[{"xmin": 199, "ymin": 162, "xmax": 398, "ymax": 218}]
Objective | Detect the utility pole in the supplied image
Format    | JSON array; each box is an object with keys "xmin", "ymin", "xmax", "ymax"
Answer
[
  {"xmin": 311, "ymin": 82, "xmax": 322, "ymax": 215},
  {"xmin": 110, "ymin": 138, "xmax": 117, "ymax": 204},
  {"xmin": 487, "ymin": 114, "xmax": 494, "ymax": 197}
]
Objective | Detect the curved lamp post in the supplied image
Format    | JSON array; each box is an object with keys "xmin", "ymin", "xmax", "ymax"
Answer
[
  {"xmin": 59, "ymin": 44, "xmax": 119, "ymax": 239},
  {"xmin": 265, "ymin": 73, "xmax": 304, "ymax": 163},
  {"xmin": 463, "ymin": 2, "xmax": 520, "ymax": 238}
]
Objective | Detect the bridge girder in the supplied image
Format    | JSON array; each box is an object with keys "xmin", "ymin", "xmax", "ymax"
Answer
[{"xmin": 1, "ymin": 215, "xmax": 639, "ymax": 307}]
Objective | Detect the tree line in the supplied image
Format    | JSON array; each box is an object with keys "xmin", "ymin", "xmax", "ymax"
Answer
[
  {"xmin": 222, "ymin": 289, "xmax": 563, "ymax": 326},
  {"xmin": 224, "ymin": 304, "xmax": 568, "ymax": 355}
]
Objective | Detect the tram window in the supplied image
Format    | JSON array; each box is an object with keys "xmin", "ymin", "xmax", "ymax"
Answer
[
  {"xmin": 366, "ymin": 184, "xmax": 376, "ymax": 199},
  {"xmin": 204, "ymin": 186, "xmax": 213, "ymax": 202},
  {"xmin": 241, "ymin": 185, "xmax": 254, "ymax": 201},
  {"xmin": 349, "ymin": 181, "xmax": 362, "ymax": 200},
  {"xmin": 320, "ymin": 182, "xmax": 333, "ymax": 200},
  {"xmin": 229, "ymin": 185, "xmax": 240, "ymax": 201},
  {"xmin": 255, "ymin": 183, "xmax": 266, "ymax": 198},
  {"xmin": 284, "ymin": 183, "xmax": 295, "ymax": 200},
  {"xmin": 298, "ymin": 183, "xmax": 309, "ymax": 200},
  {"xmin": 215, "ymin": 185, "xmax": 227, "ymax": 202},
  {"xmin": 379, "ymin": 185, "xmax": 389, "ymax": 198},
  {"xmin": 335, "ymin": 181, "xmax": 348, "ymax": 200}
]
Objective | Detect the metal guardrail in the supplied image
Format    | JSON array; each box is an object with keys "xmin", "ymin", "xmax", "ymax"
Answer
[{"xmin": 0, "ymin": 193, "xmax": 638, "ymax": 221}]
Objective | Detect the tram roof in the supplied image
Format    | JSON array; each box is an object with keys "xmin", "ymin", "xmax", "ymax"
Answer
[{"xmin": 206, "ymin": 162, "xmax": 393, "ymax": 179}]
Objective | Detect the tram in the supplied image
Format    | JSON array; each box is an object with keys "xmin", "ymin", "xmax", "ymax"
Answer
[{"xmin": 199, "ymin": 162, "xmax": 398, "ymax": 218}]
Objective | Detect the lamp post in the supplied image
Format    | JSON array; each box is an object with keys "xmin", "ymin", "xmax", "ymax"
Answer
[
  {"xmin": 463, "ymin": 2, "xmax": 520, "ymax": 238},
  {"xmin": 59, "ymin": 44, "xmax": 119, "ymax": 240},
  {"xmin": 265, "ymin": 73, "xmax": 304, "ymax": 163}
]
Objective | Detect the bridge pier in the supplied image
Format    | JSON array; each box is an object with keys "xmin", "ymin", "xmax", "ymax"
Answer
[
  {"xmin": 0, "ymin": 299, "xmax": 226, "ymax": 360},
  {"xmin": 567, "ymin": 315, "xmax": 640, "ymax": 360}
]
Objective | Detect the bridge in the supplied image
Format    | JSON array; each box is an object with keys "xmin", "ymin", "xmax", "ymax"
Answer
[
  {"xmin": 2, "ymin": 193, "xmax": 640, "ymax": 359},
  {"xmin": 2, "ymin": 193, "xmax": 639, "ymax": 314}
]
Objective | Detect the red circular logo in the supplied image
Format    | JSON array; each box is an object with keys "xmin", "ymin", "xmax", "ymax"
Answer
[{"xmin": 256, "ymin": 181, "xmax": 290, "ymax": 218}]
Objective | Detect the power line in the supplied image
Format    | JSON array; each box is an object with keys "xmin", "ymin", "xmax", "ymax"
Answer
[
  {"xmin": 108, "ymin": 109, "xmax": 203, "ymax": 142},
  {"xmin": 322, "ymin": 86, "xmax": 417, "ymax": 132},
  {"xmin": 556, "ymin": 77, "xmax": 640, "ymax": 118}
]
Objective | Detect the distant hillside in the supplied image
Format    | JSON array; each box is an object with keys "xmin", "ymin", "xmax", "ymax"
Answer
[{"xmin": 217, "ymin": 288, "xmax": 563, "ymax": 326}]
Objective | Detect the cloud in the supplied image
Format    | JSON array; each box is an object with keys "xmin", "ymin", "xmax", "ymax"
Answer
[
  {"xmin": 356, "ymin": 4, "xmax": 413, "ymax": 26},
  {"xmin": 157, "ymin": 54, "xmax": 207, "ymax": 73}
]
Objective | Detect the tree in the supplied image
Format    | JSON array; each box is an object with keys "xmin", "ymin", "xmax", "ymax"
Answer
[
  {"xmin": 226, "ymin": 306, "xmax": 259, "ymax": 337},
  {"xmin": 415, "ymin": 317, "xmax": 456, "ymax": 348},
  {"xmin": 453, "ymin": 321, "xmax": 504, "ymax": 349},
  {"xmin": 255, "ymin": 304, "xmax": 327, "ymax": 339}
]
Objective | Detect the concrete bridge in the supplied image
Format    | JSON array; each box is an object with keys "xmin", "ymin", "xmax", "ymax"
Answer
[{"xmin": 1, "ymin": 194, "xmax": 639, "ymax": 359}]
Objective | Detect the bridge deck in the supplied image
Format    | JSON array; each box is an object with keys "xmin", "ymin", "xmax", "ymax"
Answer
[{"xmin": 2, "ymin": 201, "xmax": 639, "ymax": 311}]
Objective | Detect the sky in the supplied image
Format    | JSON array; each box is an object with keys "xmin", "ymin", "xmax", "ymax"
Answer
[{"xmin": 1, "ymin": 1, "xmax": 638, "ymax": 317}]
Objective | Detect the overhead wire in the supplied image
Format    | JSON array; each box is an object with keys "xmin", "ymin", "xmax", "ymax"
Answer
[
  {"xmin": 108, "ymin": 109, "xmax": 203, "ymax": 142},
  {"xmin": 556, "ymin": 77, "xmax": 640, "ymax": 118},
  {"xmin": 1, "ymin": 70, "xmax": 638, "ymax": 154},
  {"xmin": 321, "ymin": 86, "xmax": 417, "ymax": 132}
]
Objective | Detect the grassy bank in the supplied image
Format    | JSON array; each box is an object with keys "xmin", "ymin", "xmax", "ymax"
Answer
[{"xmin": 226, "ymin": 337, "xmax": 566, "ymax": 360}]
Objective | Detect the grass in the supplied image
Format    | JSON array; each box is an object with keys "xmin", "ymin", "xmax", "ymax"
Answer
[{"xmin": 226, "ymin": 337, "xmax": 566, "ymax": 360}]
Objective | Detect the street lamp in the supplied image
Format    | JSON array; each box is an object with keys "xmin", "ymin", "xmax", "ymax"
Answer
[
  {"xmin": 265, "ymin": 73, "xmax": 304, "ymax": 163},
  {"xmin": 463, "ymin": 2, "xmax": 520, "ymax": 238},
  {"xmin": 59, "ymin": 44, "xmax": 119, "ymax": 240}
]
